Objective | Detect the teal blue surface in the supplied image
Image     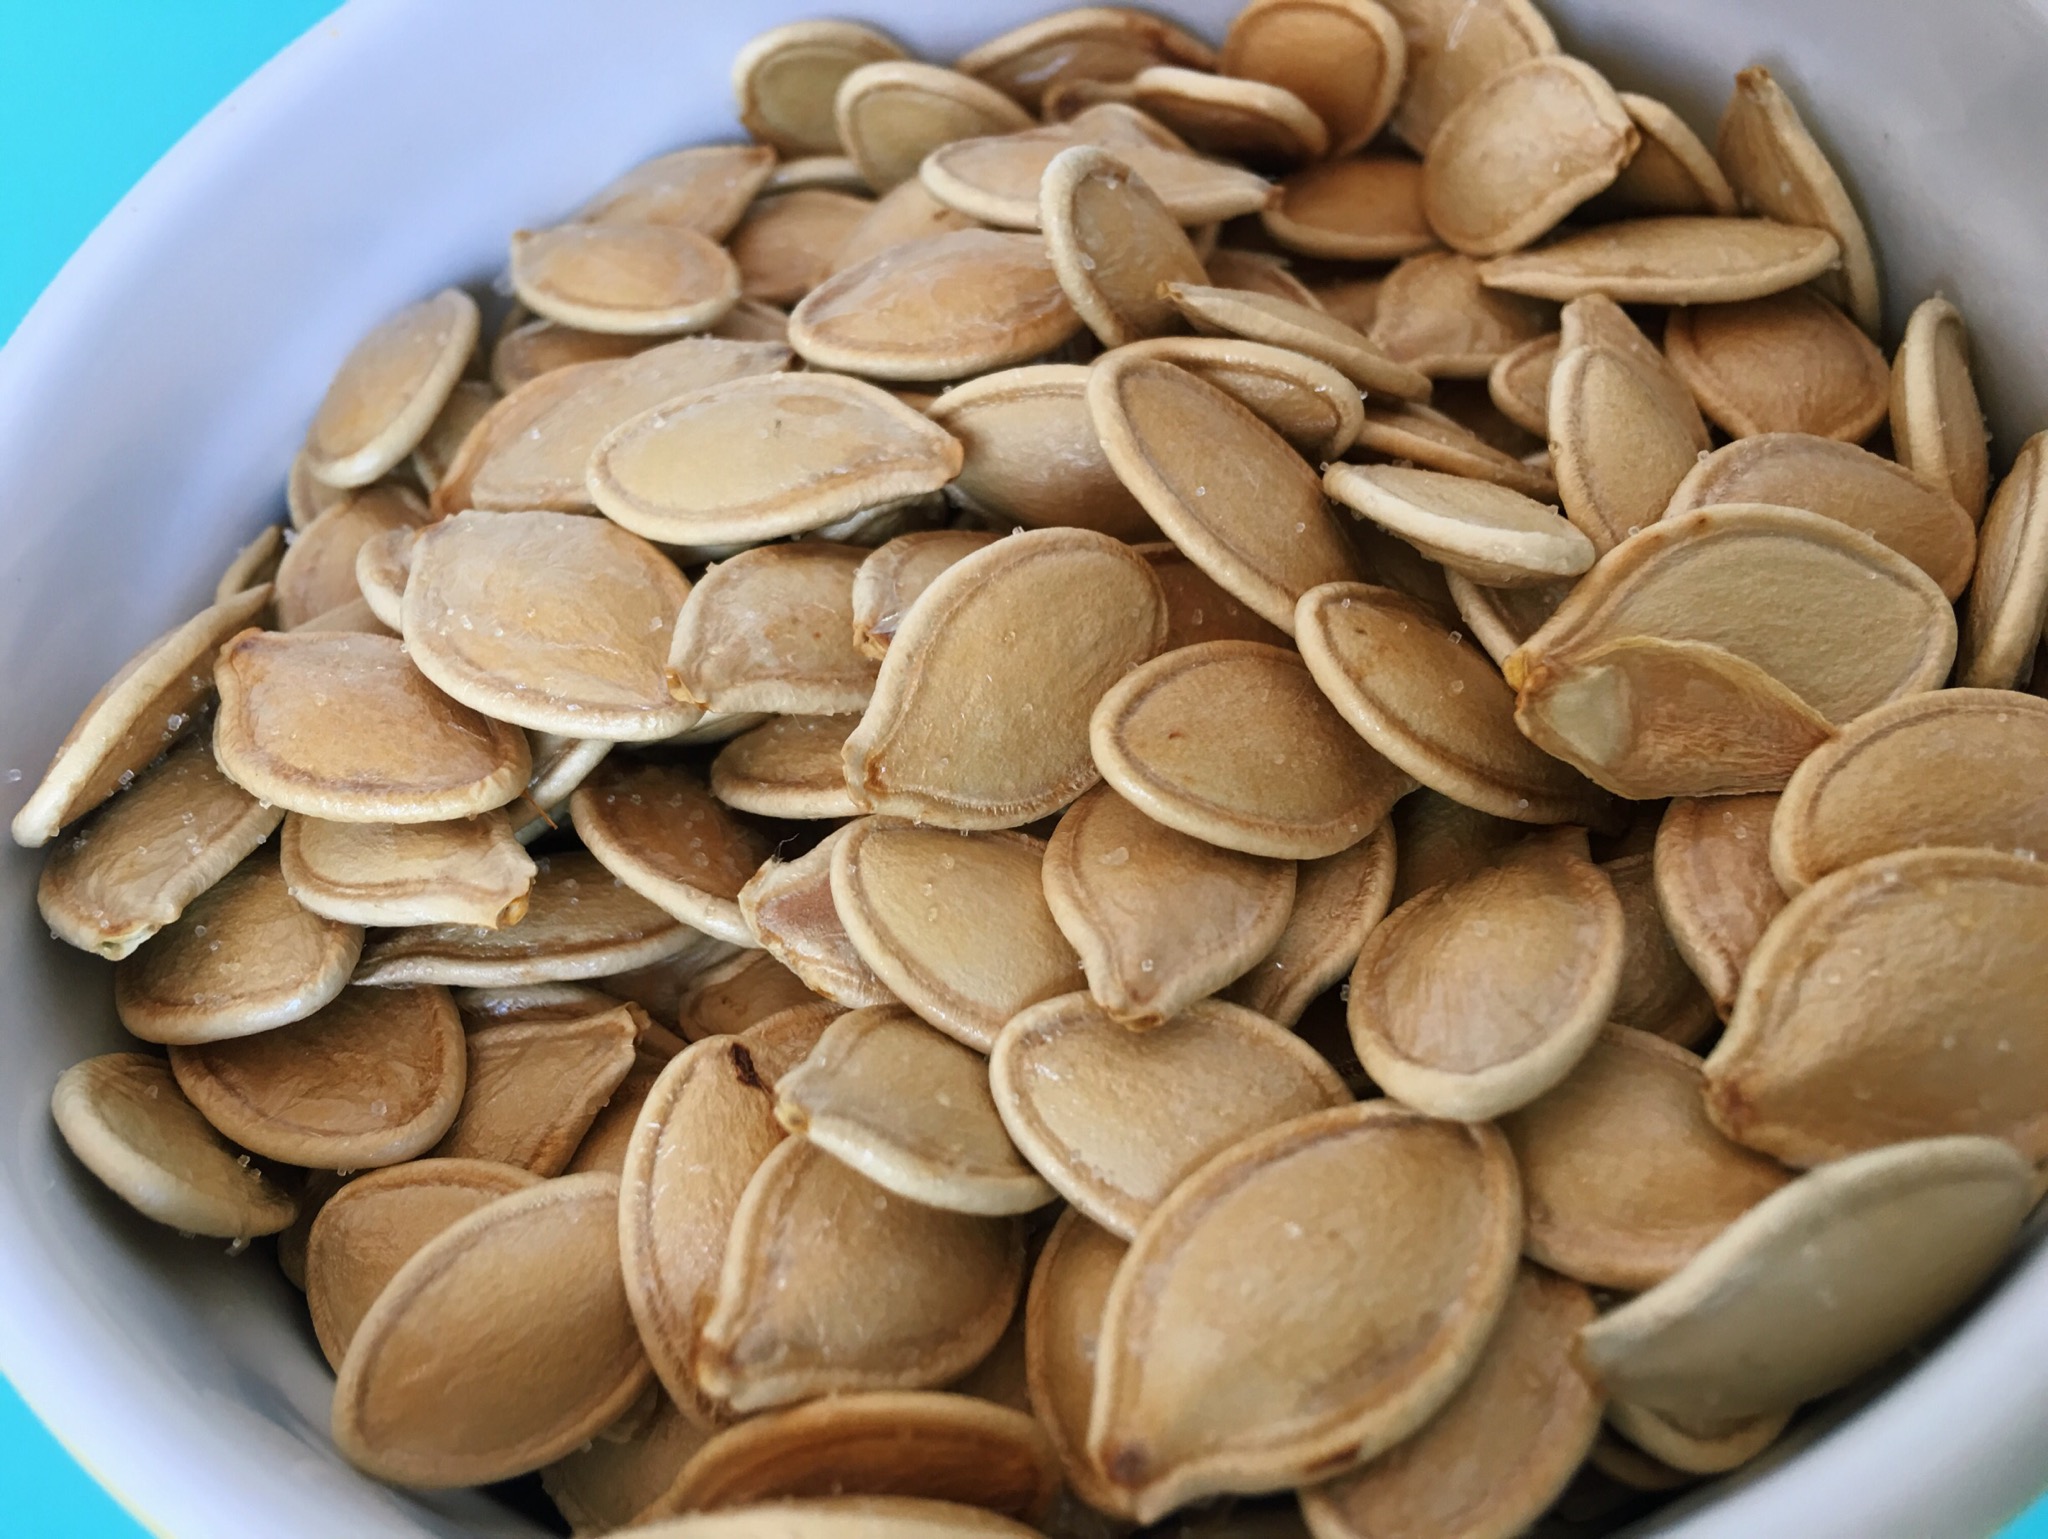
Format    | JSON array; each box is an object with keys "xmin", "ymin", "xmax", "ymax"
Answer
[{"xmin": 2, "ymin": 4, "xmax": 2048, "ymax": 1537}]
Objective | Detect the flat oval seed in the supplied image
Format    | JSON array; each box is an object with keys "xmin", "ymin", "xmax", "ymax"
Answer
[
  {"xmin": 1653, "ymin": 794, "xmax": 1784, "ymax": 1018},
  {"xmin": 354, "ymin": 850, "xmax": 700, "ymax": 986},
  {"xmin": 288, "ymin": 450, "xmax": 350, "ymax": 529},
  {"xmin": 1892, "ymin": 295, "xmax": 1991, "ymax": 521},
  {"xmin": 697, "ymin": 1137, "xmax": 1023, "ymax": 1414},
  {"xmin": 1772, "ymin": 690, "xmax": 2048, "ymax": 894},
  {"xmin": 1352, "ymin": 401, "xmax": 1557, "ymax": 499},
  {"xmin": 1488, "ymin": 332, "xmax": 1559, "ymax": 435},
  {"xmin": 1376, "ymin": 0, "xmax": 1557, "ymax": 151},
  {"xmin": 1043, "ymin": 784, "xmax": 1297, "ymax": 1029},
  {"xmin": 304, "ymin": 1158, "xmax": 540, "ymax": 1368},
  {"xmin": 272, "ymin": 485, "xmax": 427, "ymax": 631},
  {"xmin": 215, "ymin": 523, "xmax": 286, "ymax": 604},
  {"xmin": 402, "ymin": 510, "xmax": 696, "ymax": 741},
  {"xmin": 489, "ymin": 319, "xmax": 655, "ymax": 394},
  {"xmin": 1960, "ymin": 431, "xmax": 2048, "ymax": 688},
  {"xmin": 835, "ymin": 62, "xmax": 1035, "ymax": 191},
  {"xmin": 1478, "ymin": 217, "xmax": 1840, "ymax": 305},
  {"xmin": 37, "ymin": 735, "xmax": 282, "ymax": 959},
  {"xmin": 1577, "ymin": 1137, "xmax": 2031, "ymax": 1427},
  {"xmin": 829, "ymin": 178, "xmax": 976, "ymax": 276},
  {"xmin": 1025, "ymin": 1210, "xmax": 1136, "ymax": 1520},
  {"xmin": 1093, "ymin": 641, "xmax": 1411, "ymax": 859},
  {"xmin": 1262, "ymin": 156, "xmax": 1434, "ymax": 262},
  {"xmin": 332, "ymin": 1172, "xmax": 651, "ymax": 1487},
  {"xmin": 1444, "ymin": 571, "xmax": 1570, "ymax": 667},
  {"xmin": 1128, "ymin": 66, "xmax": 1328, "ymax": 165},
  {"xmin": 852, "ymin": 531, "xmax": 1002, "ymax": 657},
  {"xmin": 1162, "ymin": 282, "xmax": 1432, "ymax": 399},
  {"xmin": 667, "ymin": 544, "xmax": 880, "ymax": 716},
  {"xmin": 924, "ymin": 366, "xmax": 1157, "ymax": 541},
  {"xmin": 956, "ymin": 9, "xmax": 1216, "ymax": 113},
  {"xmin": 1704, "ymin": 847, "xmax": 2048, "ymax": 1164},
  {"xmin": 114, "ymin": 849, "xmax": 361, "ymax": 1043},
  {"xmin": 1138, "ymin": 542, "xmax": 1293, "ymax": 650},
  {"xmin": 711, "ymin": 715, "xmax": 863, "ymax": 820},
  {"xmin": 576, "ymin": 144, "xmax": 778, "ymax": 238},
  {"xmin": 542, "ymin": 1389, "xmax": 710, "ymax": 1535},
  {"xmin": 1089, "ymin": 1102, "xmax": 1521, "ymax": 1521},
  {"xmin": 168, "ymin": 983, "xmax": 464, "ymax": 1168},
  {"xmin": 1716, "ymin": 66, "xmax": 1880, "ymax": 332},
  {"xmin": 641, "ymin": 1392, "xmax": 1058, "ymax": 1521},
  {"xmin": 740, "ymin": 824, "xmax": 897, "ymax": 1008},
  {"xmin": 511, "ymin": 224, "xmax": 740, "ymax": 336},
  {"xmin": 775, "ymin": 1005, "xmax": 1054, "ymax": 1215},
  {"xmin": 1367, "ymin": 251, "xmax": 1557, "ymax": 380},
  {"xmin": 1606, "ymin": 92, "xmax": 1739, "ymax": 216},
  {"xmin": 572, "ymin": 757, "xmax": 769, "ymax": 948},
  {"xmin": 442, "ymin": 337, "xmax": 792, "ymax": 515},
  {"xmin": 846, "ymin": 528, "xmax": 1167, "ymax": 829},
  {"xmin": 565, "ymin": 1058, "xmax": 664, "ymax": 1177},
  {"xmin": 1219, "ymin": 0, "xmax": 1408, "ymax": 157},
  {"xmin": 1502, "ymin": 1028, "xmax": 1789, "ymax": 1291},
  {"xmin": 1225, "ymin": 823, "xmax": 1396, "ymax": 1027},
  {"xmin": 1422, "ymin": 57, "xmax": 1635, "ymax": 257},
  {"xmin": 1604, "ymin": 850, "xmax": 1716, "ymax": 1047},
  {"xmin": 1325, "ymin": 464, "xmax": 1592, "ymax": 586},
  {"xmin": 676, "ymin": 952, "xmax": 818, "ymax": 1041},
  {"xmin": 589, "ymin": 373, "xmax": 962, "ymax": 546},
  {"xmin": 352, "ymin": 524, "xmax": 413, "ymax": 631},
  {"xmin": 305, "ymin": 288, "xmax": 480, "ymax": 489},
  {"xmin": 1297, "ymin": 1265, "xmax": 1601, "ymax": 1539},
  {"xmin": 1550, "ymin": 343, "xmax": 1706, "ymax": 554},
  {"xmin": 1348, "ymin": 831, "xmax": 1623, "ymax": 1120},
  {"xmin": 1664, "ymin": 289, "xmax": 1888, "ymax": 443},
  {"xmin": 619, "ymin": 1498, "xmax": 1044, "ymax": 1539},
  {"xmin": 789, "ymin": 230, "xmax": 1083, "ymax": 381},
  {"xmin": 992, "ymin": 992, "xmax": 1348, "ymax": 1240},
  {"xmin": 11, "ymin": 584, "xmax": 271, "ymax": 848},
  {"xmin": 1664, "ymin": 433, "xmax": 1978, "ymax": 600},
  {"xmin": 1587, "ymin": 1430, "xmax": 1696, "ymax": 1494},
  {"xmin": 414, "ymin": 379, "xmax": 497, "ymax": 494},
  {"xmin": 526, "ymin": 732, "xmax": 614, "ymax": 815},
  {"xmin": 1090, "ymin": 352, "xmax": 1363, "ymax": 635},
  {"xmin": 831, "ymin": 820, "xmax": 1081, "ymax": 1052},
  {"xmin": 736, "ymin": 1001, "xmax": 844, "ymax": 1087},
  {"xmin": 734, "ymin": 21, "xmax": 907, "ymax": 155},
  {"xmin": 431, "ymin": 1005, "xmax": 639, "ymax": 1174},
  {"xmin": 1601, "ymin": 1401, "xmax": 1787, "ymax": 1480},
  {"xmin": 921, "ymin": 121, "xmax": 1274, "ymax": 230},
  {"xmin": 1113, "ymin": 337, "xmax": 1364, "ymax": 462},
  {"xmin": 729, "ymin": 189, "xmax": 876, "ymax": 306},
  {"xmin": 212, "ymin": 629, "xmax": 531, "ymax": 822},
  {"xmin": 51, "ymin": 1053, "xmax": 297, "ymax": 1238},
  {"xmin": 1297, "ymin": 582, "xmax": 1609, "ymax": 826},
  {"xmin": 1508, "ymin": 505, "xmax": 1957, "ymax": 725},
  {"xmin": 1041, "ymin": 146, "xmax": 1208, "ymax": 349},
  {"xmin": 279, "ymin": 812, "xmax": 535, "ymax": 930}
]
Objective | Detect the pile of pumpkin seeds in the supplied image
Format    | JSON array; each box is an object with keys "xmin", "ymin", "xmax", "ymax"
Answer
[{"xmin": 18, "ymin": 2, "xmax": 2048, "ymax": 1535}]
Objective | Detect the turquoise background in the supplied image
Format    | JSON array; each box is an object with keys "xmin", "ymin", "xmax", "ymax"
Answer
[{"xmin": 1, "ymin": 2, "xmax": 2046, "ymax": 1535}]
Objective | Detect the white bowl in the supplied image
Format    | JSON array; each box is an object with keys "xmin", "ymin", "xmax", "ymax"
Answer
[{"xmin": 4, "ymin": 1, "xmax": 2047, "ymax": 1534}]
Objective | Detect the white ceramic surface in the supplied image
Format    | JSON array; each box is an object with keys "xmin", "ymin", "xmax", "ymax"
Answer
[{"xmin": 3, "ymin": 2, "xmax": 2047, "ymax": 1535}]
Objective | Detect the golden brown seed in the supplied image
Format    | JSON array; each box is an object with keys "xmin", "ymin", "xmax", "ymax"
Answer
[
  {"xmin": 727, "ymin": 189, "xmax": 875, "ymax": 306},
  {"xmin": 36, "ymin": 734, "xmax": 282, "ymax": 960},
  {"xmin": 431, "ymin": 1005, "xmax": 639, "ymax": 1175},
  {"xmin": 829, "ymin": 178, "xmax": 977, "ymax": 277},
  {"xmin": 1261, "ymin": 155, "xmax": 1435, "ymax": 261},
  {"xmin": 1296, "ymin": 581, "xmax": 1609, "ymax": 826},
  {"xmin": 577, "ymin": 145, "xmax": 780, "ymax": 239},
  {"xmin": 304, "ymin": 288, "xmax": 480, "ymax": 489},
  {"xmin": 845, "ymin": 528, "xmax": 1167, "ymax": 829},
  {"xmin": 566, "ymin": 1060, "xmax": 664, "ymax": 1179},
  {"xmin": 1367, "ymin": 251, "xmax": 1556, "ymax": 381},
  {"xmin": 1444, "ymin": 570, "xmax": 1569, "ymax": 667},
  {"xmin": 1662, "ymin": 288, "xmax": 1890, "ymax": 441},
  {"xmin": 830, "ymin": 820, "xmax": 1081, "ymax": 1053},
  {"xmin": 620, "ymin": 1498, "xmax": 1045, "ymax": 1538},
  {"xmin": 272, "ymin": 484, "xmax": 427, "ymax": 632},
  {"xmin": 1960, "ymin": 431, "xmax": 2048, "ymax": 688},
  {"xmin": 1478, "ymin": 217, "xmax": 1841, "ymax": 304},
  {"xmin": 215, "ymin": 523, "xmax": 286, "ymax": 605},
  {"xmin": 1664, "ymin": 433, "xmax": 1978, "ymax": 600},
  {"xmin": 570, "ymin": 757, "xmax": 767, "ymax": 948},
  {"xmin": 674, "ymin": 952, "xmax": 816, "ymax": 1042},
  {"xmin": 736, "ymin": 1000, "xmax": 844, "ymax": 1088},
  {"xmin": 411, "ymin": 379, "xmax": 497, "ymax": 496},
  {"xmin": 667, "ymin": 544, "xmax": 880, "ymax": 717},
  {"xmin": 851, "ymin": 531, "xmax": 1002, "ymax": 657},
  {"xmin": 1549, "ymin": 343, "xmax": 1705, "ymax": 555},
  {"xmin": 1717, "ymin": 65, "xmax": 1881, "ymax": 332},
  {"xmin": 1705, "ymin": 847, "xmax": 2048, "ymax": 1165},
  {"xmin": 991, "ymin": 991, "xmax": 1348, "ymax": 1239},
  {"xmin": 739, "ymin": 824, "xmax": 897, "ymax": 1009},
  {"xmin": 287, "ymin": 450, "xmax": 350, "ymax": 529},
  {"xmin": 1088, "ymin": 1102, "xmax": 1521, "ymax": 1521},
  {"xmin": 789, "ymin": 230, "xmax": 1083, "ymax": 382},
  {"xmin": 511, "ymin": 223, "xmax": 741, "ymax": 337},
  {"xmin": 835, "ymin": 61, "xmax": 1036, "ymax": 191},
  {"xmin": 278, "ymin": 811, "xmax": 534, "ymax": 931},
  {"xmin": 1323, "ymin": 464, "xmax": 1591, "ymax": 586},
  {"xmin": 51, "ymin": 1053, "xmax": 298, "ymax": 1239},
  {"xmin": 732, "ymin": 21, "xmax": 908, "ymax": 156},
  {"xmin": 1603, "ymin": 850, "xmax": 1717, "ymax": 1047},
  {"xmin": 1041, "ymin": 146, "xmax": 1208, "ymax": 349},
  {"xmin": 332, "ymin": 1172, "xmax": 652, "ymax": 1488},
  {"xmin": 488, "ymin": 318, "xmax": 654, "ymax": 394},
  {"xmin": 1502, "ymin": 1028, "xmax": 1788, "ymax": 1290},
  {"xmin": 1093, "ymin": 640, "xmax": 1413, "ymax": 860},
  {"xmin": 542, "ymin": 1387, "xmax": 710, "ymax": 1534},
  {"xmin": 774, "ymin": 1004, "xmax": 1054, "ymax": 1215},
  {"xmin": 1377, "ymin": 0, "xmax": 1558, "ymax": 151},
  {"xmin": 1138, "ymin": 541, "xmax": 1293, "ymax": 650},
  {"xmin": 1605, "ymin": 92, "xmax": 1739, "ymax": 216},
  {"xmin": 1891, "ymin": 295, "xmax": 1991, "ymax": 521},
  {"xmin": 1225, "ymin": 823, "xmax": 1396, "ymax": 1027},
  {"xmin": 351, "ymin": 524, "xmax": 412, "ymax": 632},
  {"xmin": 711, "ymin": 715, "xmax": 863, "ymax": 821},
  {"xmin": 696, "ymin": 1137, "xmax": 1023, "ymax": 1414},
  {"xmin": 1025, "ymin": 1209, "xmax": 1137, "ymax": 1520},
  {"xmin": 956, "ymin": 8, "xmax": 1216, "ymax": 113},
  {"xmin": 1163, "ymin": 281, "xmax": 1433, "ymax": 400},
  {"xmin": 1126, "ymin": 66, "xmax": 1329, "ymax": 165},
  {"xmin": 1771, "ymin": 690, "xmax": 2048, "ymax": 894},
  {"xmin": 1652, "ymin": 794, "xmax": 1784, "ymax": 1018},
  {"xmin": 1603, "ymin": 1401, "xmax": 1789, "ymax": 1478},
  {"xmin": 303, "ymin": 1157, "xmax": 539, "ymax": 1368},
  {"xmin": 1421, "ymin": 56, "xmax": 1636, "ymax": 257},
  {"xmin": 1296, "ymin": 1265, "xmax": 1601, "ymax": 1539},
  {"xmin": 1043, "ymin": 784, "xmax": 1297, "ymax": 1029},
  {"xmin": 1116, "ymin": 336, "xmax": 1363, "ymax": 462},
  {"xmin": 1219, "ymin": 0, "xmax": 1408, "ymax": 157},
  {"xmin": 1577, "ymin": 1136, "xmax": 2031, "ymax": 1428}
]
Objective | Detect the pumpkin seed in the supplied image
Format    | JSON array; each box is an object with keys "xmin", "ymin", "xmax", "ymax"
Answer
[
  {"xmin": 1548, "ymin": 344, "xmax": 1706, "ymax": 554},
  {"xmin": 1487, "ymin": 331, "xmax": 1558, "ymax": 435},
  {"xmin": 1443, "ymin": 570, "xmax": 1570, "ymax": 664},
  {"xmin": 543, "ymin": 1388, "xmax": 710, "ymax": 1536},
  {"xmin": 676, "ymin": 952, "xmax": 818, "ymax": 1042},
  {"xmin": 278, "ymin": 811, "xmax": 535, "ymax": 929},
  {"xmin": 835, "ymin": 62, "xmax": 1036, "ymax": 191},
  {"xmin": 1959, "ymin": 430, "xmax": 2048, "ymax": 688},
  {"xmin": 1024, "ymin": 1209, "xmax": 1136, "ymax": 1520},
  {"xmin": 1603, "ymin": 851, "xmax": 1716, "ymax": 1046},
  {"xmin": 991, "ymin": 991, "xmax": 1348, "ymax": 1239},
  {"xmin": 1219, "ymin": 0, "xmax": 1409, "ymax": 157},
  {"xmin": 711, "ymin": 715, "xmax": 863, "ymax": 820},
  {"xmin": 565, "ymin": 1060, "xmax": 665, "ymax": 1179},
  {"xmin": 775, "ymin": 1004, "xmax": 1054, "ymax": 1215},
  {"xmin": 304, "ymin": 289, "xmax": 479, "ymax": 489},
  {"xmin": 618, "ymin": 1498, "xmax": 1045, "ymax": 1538},
  {"xmin": 1651, "ymin": 793, "xmax": 1784, "ymax": 1019},
  {"xmin": 1042, "ymin": 146, "xmax": 1209, "ymax": 349},
  {"xmin": 215, "ymin": 523, "xmax": 287, "ymax": 605},
  {"xmin": 432, "ymin": 1005, "xmax": 639, "ymax": 1175},
  {"xmin": 288, "ymin": 448, "xmax": 352, "ymax": 528},
  {"xmin": 736, "ymin": 1000, "xmax": 844, "ymax": 1087},
  {"xmin": 1127, "ymin": 66, "xmax": 1329, "ymax": 165},
  {"xmin": 489, "ymin": 318, "xmax": 654, "ymax": 394},
  {"xmin": 1138, "ymin": 541, "xmax": 1294, "ymax": 650},
  {"xmin": 667, "ymin": 543, "xmax": 881, "ymax": 715},
  {"xmin": 728, "ymin": 189, "xmax": 875, "ymax": 306},
  {"xmin": 51, "ymin": 1052, "xmax": 298, "ymax": 1239},
  {"xmin": 829, "ymin": 178, "xmax": 977, "ymax": 275},
  {"xmin": 1324, "ymin": 464, "xmax": 1591, "ymax": 586},
  {"xmin": 852, "ymin": 531, "xmax": 1002, "ymax": 657},
  {"xmin": 1367, "ymin": 251, "xmax": 1556, "ymax": 380},
  {"xmin": 1261, "ymin": 155, "xmax": 1434, "ymax": 262},
  {"xmin": 1162, "ymin": 281, "xmax": 1432, "ymax": 400},
  {"xmin": 737, "ymin": 825, "xmax": 893, "ymax": 1008},
  {"xmin": 1118, "ymin": 337, "xmax": 1364, "ymax": 462},
  {"xmin": 1603, "ymin": 1400, "xmax": 1789, "ymax": 1477},
  {"xmin": 1478, "ymin": 217, "xmax": 1841, "ymax": 304},
  {"xmin": 578, "ymin": 145, "xmax": 779, "ymax": 239},
  {"xmin": 1606, "ymin": 92, "xmax": 1739, "ymax": 216},
  {"xmin": 511, "ymin": 224, "xmax": 741, "ymax": 336},
  {"xmin": 957, "ymin": 8, "xmax": 1216, "ymax": 113},
  {"xmin": 732, "ymin": 21, "xmax": 907, "ymax": 156},
  {"xmin": 274, "ymin": 485, "xmax": 426, "ymax": 633},
  {"xmin": 1891, "ymin": 295, "xmax": 1991, "ymax": 521},
  {"xmin": 1223, "ymin": 823, "xmax": 1396, "ymax": 1027},
  {"xmin": 351, "ymin": 524, "xmax": 413, "ymax": 631},
  {"xmin": 1663, "ymin": 288, "xmax": 1889, "ymax": 441}
]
